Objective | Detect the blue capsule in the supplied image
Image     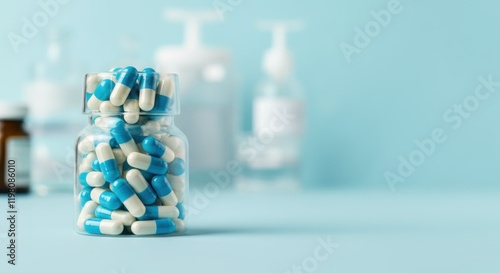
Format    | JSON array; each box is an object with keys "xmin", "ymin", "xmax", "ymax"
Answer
[
  {"xmin": 168, "ymin": 158, "xmax": 185, "ymax": 176},
  {"xmin": 91, "ymin": 159, "xmax": 101, "ymax": 171},
  {"xmin": 177, "ymin": 203, "xmax": 185, "ymax": 220},
  {"xmin": 95, "ymin": 143, "xmax": 121, "ymax": 182},
  {"xmin": 80, "ymin": 187, "xmax": 92, "ymax": 207},
  {"xmin": 128, "ymin": 126, "xmax": 145, "ymax": 143}
]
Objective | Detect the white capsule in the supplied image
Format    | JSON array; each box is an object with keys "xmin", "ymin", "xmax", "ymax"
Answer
[
  {"xmin": 173, "ymin": 188, "xmax": 185, "ymax": 203},
  {"xmin": 99, "ymin": 101, "xmax": 121, "ymax": 115},
  {"xmin": 96, "ymin": 143, "xmax": 114, "ymax": 162},
  {"xmin": 87, "ymin": 96, "xmax": 104, "ymax": 110},
  {"xmin": 96, "ymin": 219, "xmax": 124, "ymax": 235},
  {"xmin": 110, "ymin": 83, "xmax": 132, "ymax": 106},
  {"xmin": 157, "ymin": 75, "xmax": 176, "ymax": 97},
  {"xmin": 86, "ymin": 171, "xmax": 106, "ymax": 187},
  {"xmin": 167, "ymin": 174, "xmax": 185, "ymax": 191},
  {"xmin": 78, "ymin": 137, "xmax": 95, "ymax": 154},
  {"xmin": 82, "ymin": 152, "xmax": 97, "ymax": 165},
  {"xmin": 112, "ymin": 149, "xmax": 126, "ymax": 164},
  {"xmin": 172, "ymin": 145, "xmax": 186, "ymax": 160},
  {"xmin": 126, "ymin": 169, "xmax": 149, "ymax": 193},
  {"xmin": 159, "ymin": 192, "xmax": 178, "ymax": 207},
  {"xmin": 77, "ymin": 201, "xmax": 98, "ymax": 231},
  {"xmin": 111, "ymin": 210, "xmax": 136, "ymax": 226},
  {"xmin": 139, "ymin": 89, "xmax": 156, "ymax": 111},
  {"xmin": 162, "ymin": 136, "xmax": 182, "ymax": 150},
  {"xmin": 120, "ymin": 139, "xmax": 139, "ymax": 157},
  {"xmin": 79, "ymin": 162, "xmax": 92, "ymax": 172},
  {"xmin": 131, "ymin": 221, "xmax": 156, "ymax": 235},
  {"xmin": 123, "ymin": 99, "xmax": 140, "ymax": 124},
  {"xmin": 173, "ymin": 218, "xmax": 186, "ymax": 232},
  {"xmin": 157, "ymin": 206, "xmax": 180, "ymax": 219},
  {"xmin": 142, "ymin": 120, "xmax": 161, "ymax": 135},
  {"xmin": 86, "ymin": 74, "xmax": 100, "ymax": 93},
  {"xmin": 123, "ymin": 195, "xmax": 146, "ymax": 218},
  {"xmin": 127, "ymin": 152, "xmax": 151, "ymax": 171}
]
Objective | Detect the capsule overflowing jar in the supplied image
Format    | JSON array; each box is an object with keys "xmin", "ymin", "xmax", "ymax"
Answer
[{"xmin": 75, "ymin": 67, "xmax": 188, "ymax": 236}]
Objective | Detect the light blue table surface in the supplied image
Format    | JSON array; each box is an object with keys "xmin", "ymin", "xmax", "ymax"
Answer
[{"xmin": 0, "ymin": 190, "xmax": 498, "ymax": 273}]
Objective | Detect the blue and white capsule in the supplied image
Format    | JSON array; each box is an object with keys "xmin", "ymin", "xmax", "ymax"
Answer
[
  {"xmin": 173, "ymin": 218, "xmax": 186, "ymax": 232},
  {"xmin": 112, "ymin": 148, "xmax": 126, "ymax": 164},
  {"xmin": 142, "ymin": 136, "xmax": 175, "ymax": 163},
  {"xmin": 78, "ymin": 134, "xmax": 118, "ymax": 154},
  {"xmin": 87, "ymin": 79, "xmax": 115, "ymax": 110},
  {"xmin": 90, "ymin": 188, "xmax": 122, "ymax": 210},
  {"xmin": 110, "ymin": 66, "xmax": 138, "ymax": 106},
  {"xmin": 110, "ymin": 120, "xmax": 139, "ymax": 156},
  {"xmin": 79, "ymin": 171, "xmax": 106, "ymax": 187},
  {"xmin": 176, "ymin": 202, "xmax": 185, "ymax": 220},
  {"xmin": 151, "ymin": 175, "xmax": 178, "ymax": 206},
  {"xmin": 153, "ymin": 74, "xmax": 175, "ymax": 112},
  {"xmin": 79, "ymin": 152, "xmax": 96, "ymax": 172},
  {"xmin": 138, "ymin": 68, "xmax": 158, "ymax": 111},
  {"xmin": 95, "ymin": 143, "xmax": 121, "ymax": 182},
  {"xmin": 77, "ymin": 201, "xmax": 98, "ymax": 231},
  {"xmin": 129, "ymin": 125, "xmax": 145, "ymax": 143},
  {"xmin": 95, "ymin": 205, "xmax": 136, "ymax": 226},
  {"xmin": 127, "ymin": 152, "xmax": 168, "ymax": 175},
  {"xmin": 168, "ymin": 158, "xmax": 185, "ymax": 176},
  {"xmin": 137, "ymin": 206, "xmax": 179, "ymax": 220},
  {"xmin": 99, "ymin": 101, "xmax": 122, "ymax": 115},
  {"xmin": 125, "ymin": 169, "xmax": 157, "ymax": 205},
  {"xmin": 167, "ymin": 174, "xmax": 185, "ymax": 191},
  {"xmin": 91, "ymin": 159, "xmax": 101, "ymax": 171},
  {"xmin": 84, "ymin": 218, "xmax": 124, "ymax": 235},
  {"xmin": 130, "ymin": 218, "xmax": 176, "ymax": 235},
  {"xmin": 112, "ymin": 179, "xmax": 146, "ymax": 218},
  {"xmin": 79, "ymin": 187, "xmax": 93, "ymax": 207},
  {"xmin": 123, "ymin": 84, "xmax": 140, "ymax": 124}
]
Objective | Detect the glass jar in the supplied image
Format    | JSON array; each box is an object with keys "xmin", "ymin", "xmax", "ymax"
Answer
[
  {"xmin": 0, "ymin": 102, "xmax": 30, "ymax": 194},
  {"xmin": 74, "ymin": 68, "xmax": 188, "ymax": 236}
]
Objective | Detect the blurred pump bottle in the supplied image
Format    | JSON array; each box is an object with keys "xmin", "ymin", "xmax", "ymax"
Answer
[
  {"xmin": 25, "ymin": 29, "xmax": 83, "ymax": 195},
  {"xmin": 155, "ymin": 9, "xmax": 238, "ymax": 189},
  {"xmin": 236, "ymin": 21, "xmax": 305, "ymax": 192}
]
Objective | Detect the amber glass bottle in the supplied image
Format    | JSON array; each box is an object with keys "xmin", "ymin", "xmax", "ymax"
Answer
[{"xmin": 0, "ymin": 103, "xmax": 30, "ymax": 193}]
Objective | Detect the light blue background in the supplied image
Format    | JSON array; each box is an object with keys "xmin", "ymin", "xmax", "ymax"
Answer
[{"xmin": 1, "ymin": 0, "xmax": 499, "ymax": 191}]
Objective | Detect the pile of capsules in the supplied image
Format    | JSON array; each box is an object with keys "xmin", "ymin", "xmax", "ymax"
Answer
[{"xmin": 76, "ymin": 66, "xmax": 187, "ymax": 236}]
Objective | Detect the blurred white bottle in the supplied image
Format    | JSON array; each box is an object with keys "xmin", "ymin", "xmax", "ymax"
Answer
[
  {"xmin": 237, "ymin": 21, "xmax": 305, "ymax": 192},
  {"xmin": 155, "ymin": 9, "xmax": 238, "ymax": 188},
  {"xmin": 25, "ymin": 28, "xmax": 83, "ymax": 195}
]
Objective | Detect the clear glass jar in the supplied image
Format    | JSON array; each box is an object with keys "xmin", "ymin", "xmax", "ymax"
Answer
[{"xmin": 74, "ymin": 68, "xmax": 188, "ymax": 236}]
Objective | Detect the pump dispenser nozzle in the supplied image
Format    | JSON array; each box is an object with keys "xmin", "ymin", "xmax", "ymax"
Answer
[
  {"xmin": 164, "ymin": 9, "xmax": 219, "ymax": 49},
  {"xmin": 258, "ymin": 21, "xmax": 304, "ymax": 82}
]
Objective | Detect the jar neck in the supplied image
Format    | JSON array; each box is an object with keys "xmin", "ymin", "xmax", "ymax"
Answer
[{"xmin": 88, "ymin": 115, "xmax": 175, "ymax": 126}]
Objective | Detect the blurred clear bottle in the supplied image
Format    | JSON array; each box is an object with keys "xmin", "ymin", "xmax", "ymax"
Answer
[
  {"xmin": 237, "ymin": 21, "xmax": 305, "ymax": 192},
  {"xmin": 155, "ymin": 9, "xmax": 238, "ymax": 188},
  {"xmin": 25, "ymin": 28, "xmax": 83, "ymax": 195}
]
